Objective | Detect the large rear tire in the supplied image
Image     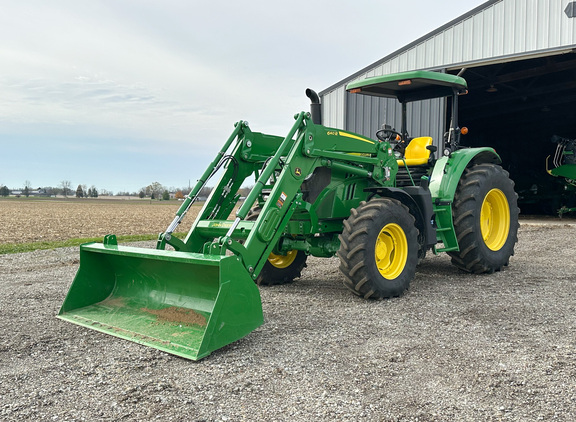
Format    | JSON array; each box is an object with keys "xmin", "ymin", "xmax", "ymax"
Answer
[
  {"xmin": 246, "ymin": 208, "xmax": 307, "ymax": 286},
  {"xmin": 338, "ymin": 198, "xmax": 419, "ymax": 299},
  {"xmin": 448, "ymin": 163, "xmax": 519, "ymax": 273}
]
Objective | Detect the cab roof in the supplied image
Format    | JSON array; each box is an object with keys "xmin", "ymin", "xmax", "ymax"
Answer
[{"xmin": 346, "ymin": 70, "xmax": 468, "ymax": 103}]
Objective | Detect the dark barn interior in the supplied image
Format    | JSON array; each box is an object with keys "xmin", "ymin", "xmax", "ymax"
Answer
[{"xmin": 449, "ymin": 51, "xmax": 576, "ymax": 214}]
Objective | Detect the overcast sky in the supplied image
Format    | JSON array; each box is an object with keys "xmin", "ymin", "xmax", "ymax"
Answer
[{"xmin": 0, "ymin": 0, "xmax": 486, "ymax": 194}]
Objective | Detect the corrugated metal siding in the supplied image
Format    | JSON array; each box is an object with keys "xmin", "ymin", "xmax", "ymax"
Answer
[
  {"xmin": 321, "ymin": 87, "xmax": 345, "ymax": 129},
  {"xmin": 365, "ymin": 0, "xmax": 576, "ymax": 75},
  {"xmin": 322, "ymin": 0, "xmax": 576, "ymax": 137},
  {"xmin": 345, "ymin": 93, "xmax": 388, "ymax": 137},
  {"xmin": 346, "ymin": 95, "xmax": 445, "ymax": 148}
]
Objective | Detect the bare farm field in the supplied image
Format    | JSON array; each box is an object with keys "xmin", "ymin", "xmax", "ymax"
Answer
[{"xmin": 0, "ymin": 198, "xmax": 199, "ymax": 244}]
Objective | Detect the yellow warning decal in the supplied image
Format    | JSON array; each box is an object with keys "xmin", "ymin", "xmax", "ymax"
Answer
[
  {"xmin": 209, "ymin": 222, "xmax": 233, "ymax": 228},
  {"xmin": 337, "ymin": 131, "xmax": 375, "ymax": 144}
]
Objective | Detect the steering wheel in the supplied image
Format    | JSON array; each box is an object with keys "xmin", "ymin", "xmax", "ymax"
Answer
[
  {"xmin": 376, "ymin": 128, "xmax": 401, "ymax": 143},
  {"xmin": 376, "ymin": 129, "xmax": 407, "ymax": 155}
]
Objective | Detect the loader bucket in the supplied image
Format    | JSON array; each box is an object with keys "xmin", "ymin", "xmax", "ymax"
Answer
[{"xmin": 57, "ymin": 243, "xmax": 263, "ymax": 360}]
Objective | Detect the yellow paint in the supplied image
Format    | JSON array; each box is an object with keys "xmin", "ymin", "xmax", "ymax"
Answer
[
  {"xmin": 337, "ymin": 131, "xmax": 375, "ymax": 144},
  {"xmin": 480, "ymin": 189, "xmax": 510, "ymax": 251},
  {"xmin": 268, "ymin": 250, "xmax": 298, "ymax": 268},
  {"xmin": 375, "ymin": 223, "xmax": 407, "ymax": 279}
]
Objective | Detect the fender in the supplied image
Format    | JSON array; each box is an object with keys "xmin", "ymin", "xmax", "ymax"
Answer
[
  {"xmin": 364, "ymin": 186, "xmax": 436, "ymax": 251},
  {"xmin": 428, "ymin": 147, "xmax": 501, "ymax": 252}
]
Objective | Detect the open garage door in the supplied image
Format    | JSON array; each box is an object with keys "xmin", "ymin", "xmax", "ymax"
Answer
[{"xmin": 449, "ymin": 51, "xmax": 576, "ymax": 215}]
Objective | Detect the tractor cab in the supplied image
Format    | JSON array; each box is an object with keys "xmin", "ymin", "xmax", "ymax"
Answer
[{"xmin": 346, "ymin": 70, "xmax": 468, "ymax": 159}]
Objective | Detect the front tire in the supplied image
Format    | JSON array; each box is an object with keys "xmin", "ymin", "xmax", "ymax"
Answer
[
  {"xmin": 255, "ymin": 249, "xmax": 308, "ymax": 286},
  {"xmin": 246, "ymin": 207, "xmax": 307, "ymax": 286},
  {"xmin": 448, "ymin": 163, "xmax": 519, "ymax": 273},
  {"xmin": 338, "ymin": 198, "xmax": 419, "ymax": 299}
]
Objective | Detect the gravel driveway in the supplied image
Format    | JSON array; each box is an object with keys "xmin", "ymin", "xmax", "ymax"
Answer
[{"xmin": 1, "ymin": 222, "xmax": 576, "ymax": 421}]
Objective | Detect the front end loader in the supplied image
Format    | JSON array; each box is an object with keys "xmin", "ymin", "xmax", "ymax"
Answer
[{"xmin": 58, "ymin": 70, "xmax": 519, "ymax": 360}]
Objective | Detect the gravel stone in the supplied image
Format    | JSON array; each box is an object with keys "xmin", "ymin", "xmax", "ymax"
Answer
[{"xmin": 1, "ymin": 223, "xmax": 576, "ymax": 421}]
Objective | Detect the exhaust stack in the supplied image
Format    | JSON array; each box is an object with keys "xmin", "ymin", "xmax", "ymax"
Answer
[{"xmin": 306, "ymin": 88, "xmax": 322, "ymax": 125}]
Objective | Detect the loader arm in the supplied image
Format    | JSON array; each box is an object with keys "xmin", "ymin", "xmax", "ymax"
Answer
[{"xmin": 166, "ymin": 112, "xmax": 399, "ymax": 281}]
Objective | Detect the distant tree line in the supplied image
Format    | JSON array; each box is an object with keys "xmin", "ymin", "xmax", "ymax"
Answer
[
  {"xmin": 57, "ymin": 181, "xmax": 112, "ymax": 197},
  {"xmin": 0, "ymin": 180, "xmax": 253, "ymax": 200},
  {"xmin": 0, "ymin": 180, "xmax": 108, "ymax": 198},
  {"xmin": 75, "ymin": 184, "xmax": 99, "ymax": 198},
  {"xmin": 131, "ymin": 183, "xmax": 246, "ymax": 201}
]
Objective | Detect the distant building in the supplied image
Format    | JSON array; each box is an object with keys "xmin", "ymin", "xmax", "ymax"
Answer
[{"xmin": 7, "ymin": 187, "xmax": 50, "ymax": 197}]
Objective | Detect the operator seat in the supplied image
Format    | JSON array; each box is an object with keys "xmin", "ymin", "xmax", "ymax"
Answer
[
  {"xmin": 395, "ymin": 136, "xmax": 434, "ymax": 187},
  {"xmin": 397, "ymin": 136, "xmax": 433, "ymax": 167}
]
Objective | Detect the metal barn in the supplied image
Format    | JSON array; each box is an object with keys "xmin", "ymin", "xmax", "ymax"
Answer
[{"xmin": 320, "ymin": 0, "xmax": 576, "ymax": 213}]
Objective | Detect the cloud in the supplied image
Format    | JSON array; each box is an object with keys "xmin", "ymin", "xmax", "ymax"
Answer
[{"xmin": 0, "ymin": 0, "xmax": 486, "ymax": 192}]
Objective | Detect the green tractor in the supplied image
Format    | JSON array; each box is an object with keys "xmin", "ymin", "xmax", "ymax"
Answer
[
  {"xmin": 58, "ymin": 70, "xmax": 519, "ymax": 360},
  {"xmin": 546, "ymin": 135, "xmax": 576, "ymax": 216}
]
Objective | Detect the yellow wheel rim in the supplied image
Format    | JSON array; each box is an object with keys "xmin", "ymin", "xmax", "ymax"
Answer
[
  {"xmin": 268, "ymin": 250, "xmax": 298, "ymax": 269},
  {"xmin": 375, "ymin": 223, "xmax": 408, "ymax": 279},
  {"xmin": 480, "ymin": 189, "xmax": 510, "ymax": 251}
]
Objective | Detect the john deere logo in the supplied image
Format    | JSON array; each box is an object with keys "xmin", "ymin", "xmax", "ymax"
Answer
[{"xmin": 295, "ymin": 167, "xmax": 302, "ymax": 176}]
